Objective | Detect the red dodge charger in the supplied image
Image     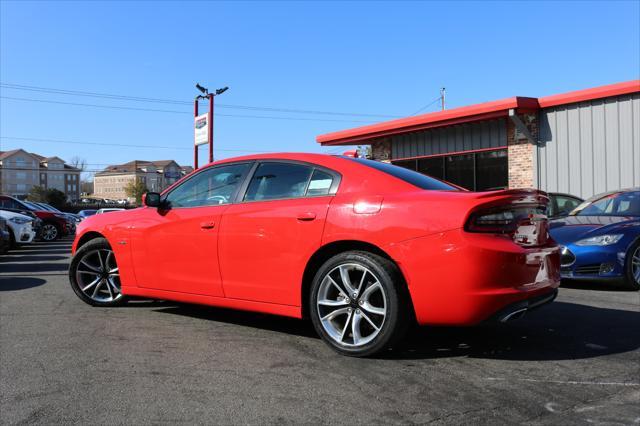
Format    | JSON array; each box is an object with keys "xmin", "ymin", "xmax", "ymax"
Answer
[{"xmin": 69, "ymin": 153, "xmax": 560, "ymax": 356}]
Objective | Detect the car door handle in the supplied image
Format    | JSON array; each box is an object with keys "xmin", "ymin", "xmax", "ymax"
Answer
[
  {"xmin": 200, "ymin": 221, "xmax": 216, "ymax": 229},
  {"xmin": 296, "ymin": 212, "xmax": 316, "ymax": 221}
]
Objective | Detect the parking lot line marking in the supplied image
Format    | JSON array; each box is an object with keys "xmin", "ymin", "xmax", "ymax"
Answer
[{"xmin": 485, "ymin": 377, "xmax": 640, "ymax": 387}]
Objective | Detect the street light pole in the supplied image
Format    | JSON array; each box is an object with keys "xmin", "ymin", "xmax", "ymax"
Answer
[
  {"xmin": 194, "ymin": 84, "xmax": 228, "ymax": 169},
  {"xmin": 208, "ymin": 94, "xmax": 214, "ymax": 164},
  {"xmin": 194, "ymin": 97, "xmax": 200, "ymax": 170}
]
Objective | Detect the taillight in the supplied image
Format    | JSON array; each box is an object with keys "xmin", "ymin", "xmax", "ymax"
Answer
[{"xmin": 465, "ymin": 205, "xmax": 549, "ymax": 246}]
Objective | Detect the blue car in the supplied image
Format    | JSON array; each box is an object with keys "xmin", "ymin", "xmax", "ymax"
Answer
[{"xmin": 549, "ymin": 189, "xmax": 640, "ymax": 290}]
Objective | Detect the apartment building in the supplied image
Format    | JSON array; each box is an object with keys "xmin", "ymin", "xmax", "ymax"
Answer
[
  {"xmin": 0, "ymin": 149, "xmax": 81, "ymax": 200},
  {"xmin": 93, "ymin": 160, "xmax": 192, "ymax": 201}
]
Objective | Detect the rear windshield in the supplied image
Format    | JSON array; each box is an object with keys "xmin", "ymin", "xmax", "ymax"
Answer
[{"xmin": 345, "ymin": 157, "xmax": 459, "ymax": 191}]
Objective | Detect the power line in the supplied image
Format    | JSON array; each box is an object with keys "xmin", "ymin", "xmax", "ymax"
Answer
[
  {"xmin": 0, "ymin": 82, "xmax": 402, "ymax": 119},
  {"xmin": 410, "ymin": 95, "xmax": 442, "ymax": 116},
  {"xmin": 0, "ymin": 96, "xmax": 377, "ymax": 123},
  {"xmin": 0, "ymin": 136, "xmax": 280, "ymax": 153}
]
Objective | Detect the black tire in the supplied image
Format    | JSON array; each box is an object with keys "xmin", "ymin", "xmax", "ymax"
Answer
[
  {"xmin": 68, "ymin": 237, "xmax": 127, "ymax": 306},
  {"xmin": 40, "ymin": 222, "xmax": 60, "ymax": 242},
  {"xmin": 309, "ymin": 250, "xmax": 410, "ymax": 357},
  {"xmin": 624, "ymin": 240, "xmax": 640, "ymax": 291},
  {"xmin": 8, "ymin": 229, "xmax": 17, "ymax": 249}
]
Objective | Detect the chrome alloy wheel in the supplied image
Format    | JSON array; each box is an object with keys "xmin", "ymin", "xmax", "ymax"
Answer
[
  {"xmin": 75, "ymin": 249, "xmax": 122, "ymax": 303},
  {"xmin": 632, "ymin": 245, "xmax": 640, "ymax": 284},
  {"xmin": 41, "ymin": 223, "xmax": 58, "ymax": 241},
  {"xmin": 316, "ymin": 263, "xmax": 387, "ymax": 347}
]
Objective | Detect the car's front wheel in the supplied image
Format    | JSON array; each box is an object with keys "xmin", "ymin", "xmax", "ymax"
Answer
[
  {"xmin": 625, "ymin": 240, "xmax": 640, "ymax": 291},
  {"xmin": 309, "ymin": 251, "xmax": 410, "ymax": 357},
  {"xmin": 68, "ymin": 237, "xmax": 126, "ymax": 306},
  {"xmin": 40, "ymin": 222, "xmax": 59, "ymax": 241}
]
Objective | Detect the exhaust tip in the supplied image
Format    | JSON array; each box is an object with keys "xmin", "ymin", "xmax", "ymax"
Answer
[{"xmin": 500, "ymin": 308, "xmax": 527, "ymax": 323}]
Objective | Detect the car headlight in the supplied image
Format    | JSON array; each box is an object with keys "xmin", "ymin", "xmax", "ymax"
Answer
[
  {"xmin": 575, "ymin": 234, "xmax": 623, "ymax": 246},
  {"xmin": 9, "ymin": 217, "xmax": 32, "ymax": 225},
  {"xmin": 53, "ymin": 213, "xmax": 67, "ymax": 219}
]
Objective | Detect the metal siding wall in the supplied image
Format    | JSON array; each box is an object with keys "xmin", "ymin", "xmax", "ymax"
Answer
[
  {"xmin": 537, "ymin": 93, "xmax": 640, "ymax": 199},
  {"xmin": 391, "ymin": 118, "xmax": 506, "ymax": 159}
]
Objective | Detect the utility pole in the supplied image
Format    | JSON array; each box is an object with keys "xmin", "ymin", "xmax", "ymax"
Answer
[
  {"xmin": 194, "ymin": 83, "xmax": 229, "ymax": 169},
  {"xmin": 441, "ymin": 87, "xmax": 446, "ymax": 111}
]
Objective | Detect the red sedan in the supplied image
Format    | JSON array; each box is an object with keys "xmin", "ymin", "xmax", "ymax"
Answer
[{"xmin": 69, "ymin": 153, "xmax": 560, "ymax": 356}]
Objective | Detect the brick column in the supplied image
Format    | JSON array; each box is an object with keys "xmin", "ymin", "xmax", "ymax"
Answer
[
  {"xmin": 370, "ymin": 138, "xmax": 391, "ymax": 162},
  {"xmin": 507, "ymin": 113, "xmax": 538, "ymax": 189}
]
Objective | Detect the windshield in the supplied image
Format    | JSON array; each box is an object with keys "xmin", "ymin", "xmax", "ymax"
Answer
[
  {"xmin": 23, "ymin": 201, "xmax": 41, "ymax": 210},
  {"xmin": 571, "ymin": 191, "xmax": 640, "ymax": 217},
  {"xmin": 345, "ymin": 157, "xmax": 459, "ymax": 191}
]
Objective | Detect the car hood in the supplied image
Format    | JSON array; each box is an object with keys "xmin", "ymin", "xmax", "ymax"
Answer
[
  {"xmin": 0, "ymin": 210, "xmax": 33, "ymax": 221},
  {"xmin": 549, "ymin": 215, "xmax": 639, "ymax": 245}
]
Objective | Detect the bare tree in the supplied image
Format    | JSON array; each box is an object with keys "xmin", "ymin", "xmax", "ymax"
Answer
[{"xmin": 69, "ymin": 156, "xmax": 87, "ymax": 171}]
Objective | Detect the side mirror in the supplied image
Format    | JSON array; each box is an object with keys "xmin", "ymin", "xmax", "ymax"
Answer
[{"xmin": 143, "ymin": 192, "xmax": 162, "ymax": 208}]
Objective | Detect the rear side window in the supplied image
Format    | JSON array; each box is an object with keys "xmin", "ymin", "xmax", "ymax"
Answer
[
  {"xmin": 345, "ymin": 157, "xmax": 458, "ymax": 191},
  {"xmin": 307, "ymin": 169, "xmax": 334, "ymax": 196},
  {"xmin": 244, "ymin": 162, "xmax": 313, "ymax": 201}
]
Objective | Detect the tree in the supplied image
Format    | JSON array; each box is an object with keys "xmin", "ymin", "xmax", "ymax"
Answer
[
  {"xmin": 124, "ymin": 178, "xmax": 148, "ymax": 205},
  {"xmin": 27, "ymin": 186, "xmax": 48, "ymax": 203},
  {"xmin": 27, "ymin": 187, "xmax": 67, "ymax": 209},
  {"xmin": 69, "ymin": 156, "xmax": 87, "ymax": 171},
  {"xmin": 46, "ymin": 189, "xmax": 67, "ymax": 209}
]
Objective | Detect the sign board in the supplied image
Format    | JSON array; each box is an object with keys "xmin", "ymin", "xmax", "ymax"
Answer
[{"xmin": 194, "ymin": 113, "xmax": 210, "ymax": 146}]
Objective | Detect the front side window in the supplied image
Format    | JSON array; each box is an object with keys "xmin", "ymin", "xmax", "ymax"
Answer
[
  {"xmin": 165, "ymin": 163, "xmax": 251, "ymax": 208},
  {"xmin": 244, "ymin": 162, "xmax": 313, "ymax": 201}
]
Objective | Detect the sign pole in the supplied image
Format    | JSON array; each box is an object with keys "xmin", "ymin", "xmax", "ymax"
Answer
[
  {"xmin": 194, "ymin": 98, "xmax": 199, "ymax": 169},
  {"xmin": 208, "ymin": 94, "xmax": 214, "ymax": 164}
]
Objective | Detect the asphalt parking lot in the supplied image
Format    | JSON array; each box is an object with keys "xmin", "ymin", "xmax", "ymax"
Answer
[{"xmin": 1, "ymin": 239, "xmax": 639, "ymax": 425}]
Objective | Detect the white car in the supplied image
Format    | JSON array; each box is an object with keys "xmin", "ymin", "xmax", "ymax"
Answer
[
  {"xmin": 0, "ymin": 210, "xmax": 36, "ymax": 246},
  {"xmin": 96, "ymin": 208, "xmax": 126, "ymax": 214}
]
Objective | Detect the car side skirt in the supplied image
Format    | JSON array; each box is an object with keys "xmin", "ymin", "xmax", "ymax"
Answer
[{"xmin": 121, "ymin": 286, "xmax": 302, "ymax": 319}]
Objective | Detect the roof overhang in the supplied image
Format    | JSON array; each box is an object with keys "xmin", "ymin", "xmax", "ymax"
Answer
[
  {"xmin": 317, "ymin": 97, "xmax": 539, "ymax": 146},
  {"xmin": 317, "ymin": 80, "xmax": 640, "ymax": 146}
]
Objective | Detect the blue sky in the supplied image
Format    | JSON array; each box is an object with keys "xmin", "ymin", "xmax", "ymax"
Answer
[{"xmin": 1, "ymin": 0, "xmax": 639, "ymax": 178}]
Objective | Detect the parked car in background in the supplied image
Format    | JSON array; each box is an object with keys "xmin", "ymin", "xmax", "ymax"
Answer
[
  {"xmin": 0, "ymin": 217, "xmax": 10, "ymax": 254},
  {"xmin": 116, "ymin": 199, "xmax": 128, "ymax": 205},
  {"xmin": 0, "ymin": 209, "xmax": 36, "ymax": 247},
  {"xmin": 78, "ymin": 209, "xmax": 98, "ymax": 220},
  {"xmin": 0, "ymin": 195, "xmax": 71, "ymax": 241},
  {"xmin": 547, "ymin": 193, "xmax": 583, "ymax": 219},
  {"xmin": 32, "ymin": 202, "xmax": 82, "ymax": 224},
  {"xmin": 549, "ymin": 188, "xmax": 640, "ymax": 290},
  {"xmin": 96, "ymin": 208, "xmax": 126, "ymax": 214},
  {"xmin": 22, "ymin": 201, "xmax": 77, "ymax": 235},
  {"xmin": 69, "ymin": 153, "xmax": 560, "ymax": 357}
]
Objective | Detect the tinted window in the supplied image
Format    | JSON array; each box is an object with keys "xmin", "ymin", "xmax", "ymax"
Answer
[
  {"xmin": 0, "ymin": 197, "xmax": 26, "ymax": 210},
  {"xmin": 444, "ymin": 154, "xmax": 474, "ymax": 190},
  {"xmin": 476, "ymin": 150, "xmax": 508, "ymax": 191},
  {"xmin": 574, "ymin": 191, "xmax": 640, "ymax": 217},
  {"xmin": 347, "ymin": 158, "xmax": 457, "ymax": 191},
  {"xmin": 165, "ymin": 163, "xmax": 251, "ymax": 208},
  {"xmin": 307, "ymin": 169, "xmax": 334, "ymax": 196},
  {"xmin": 553, "ymin": 195, "xmax": 582, "ymax": 217},
  {"xmin": 417, "ymin": 157, "xmax": 445, "ymax": 180},
  {"xmin": 244, "ymin": 162, "xmax": 313, "ymax": 201}
]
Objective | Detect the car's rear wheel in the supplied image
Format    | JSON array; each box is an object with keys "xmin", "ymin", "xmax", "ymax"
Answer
[
  {"xmin": 625, "ymin": 241, "xmax": 640, "ymax": 291},
  {"xmin": 40, "ymin": 222, "xmax": 59, "ymax": 241},
  {"xmin": 309, "ymin": 251, "xmax": 410, "ymax": 357},
  {"xmin": 69, "ymin": 237, "xmax": 126, "ymax": 306}
]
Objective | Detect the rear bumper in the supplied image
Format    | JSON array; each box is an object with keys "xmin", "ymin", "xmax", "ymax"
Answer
[{"xmin": 387, "ymin": 228, "xmax": 561, "ymax": 326}]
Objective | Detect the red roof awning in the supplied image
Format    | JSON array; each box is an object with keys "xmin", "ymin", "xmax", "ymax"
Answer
[{"xmin": 317, "ymin": 80, "xmax": 640, "ymax": 146}]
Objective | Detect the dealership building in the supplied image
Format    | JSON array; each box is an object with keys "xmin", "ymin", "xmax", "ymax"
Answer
[{"xmin": 317, "ymin": 80, "xmax": 639, "ymax": 199}]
